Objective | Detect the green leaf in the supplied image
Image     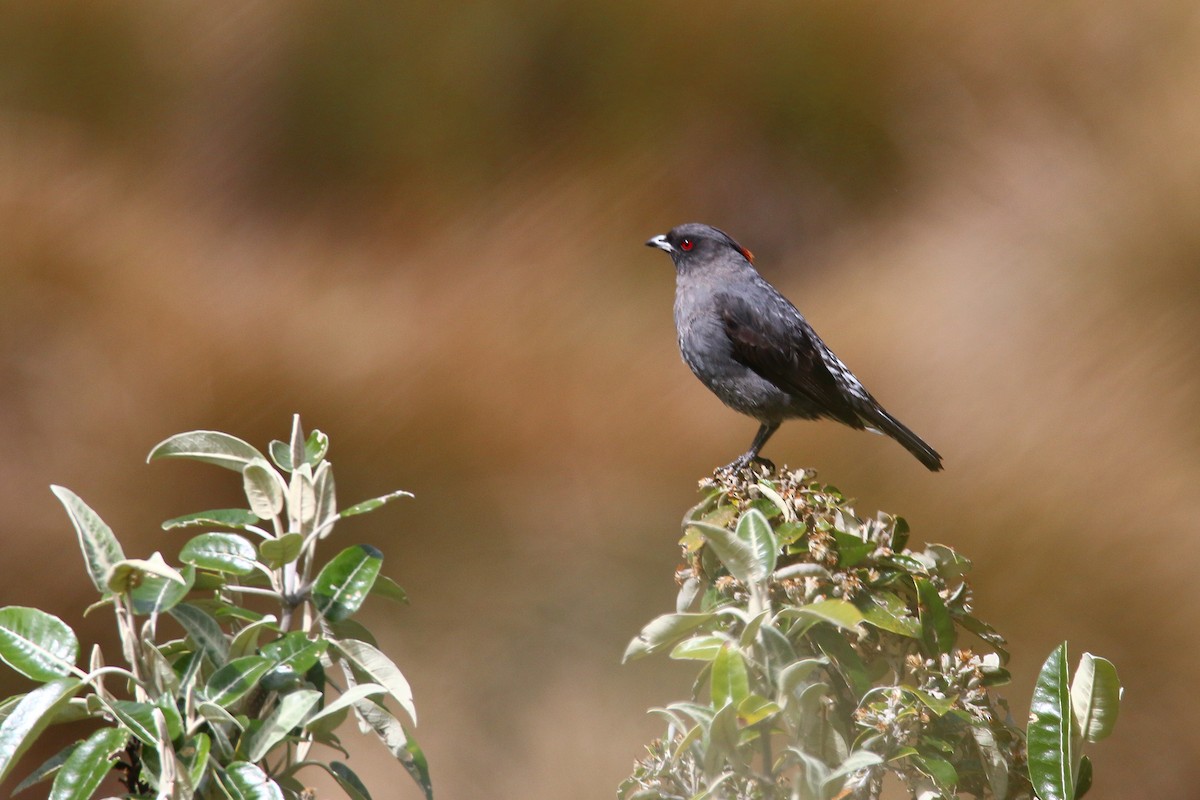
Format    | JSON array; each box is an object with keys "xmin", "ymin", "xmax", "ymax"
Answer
[
  {"xmin": 108, "ymin": 699, "xmax": 182, "ymax": 745},
  {"xmin": 912, "ymin": 753, "xmax": 957, "ymax": 792},
  {"xmin": 242, "ymin": 459, "xmax": 284, "ymax": 520},
  {"xmin": 313, "ymin": 462, "xmax": 337, "ymax": 536},
  {"xmin": 683, "ymin": 497, "xmax": 730, "ymax": 538},
  {"xmin": 307, "ymin": 706, "xmax": 349, "ymax": 738},
  {"xmin": 11, "ymin": 741, "xmax": 78, "ymax": 796},
  {"xmin": 229, "ymin": 616, "xmax": 279, "ymax": 660},
  {"xmin": 180, "ymin": 733, "xmax": 211, "ymax": 789},
  {"xmin": 196, "ymin": 703, "xmax": 239, "ymax": 764},
  {"xmin": 1028, "ymin": 642, "xmax": 1076, "ymax": 800},
  {"xmin": 268, "ymin": 440, "xmax": 293, "ymax": 472},
  {"xmin": 305, "ymin": 683, "xmax": 386, "ymax": 730},
  {"xmin": 50, "ymin": 486, "xmax": 125, "ymax": 595},
  {"xmin": 971, "ymin": 721, "xmax": 1009, "ymax": 800},
  {"xmin": 339, "ymin": 489, "xmax": 414, "ymax": 518},
  {"xmin": 669, "ymin": 635, "xmax": 729, "ymax": 661},
  {"xmin": 739, "ymin": 609, "xmax": 768, "ymax": 647},
  {"xmin": 676, "ymin": 574, "xmax": 702, "ymax": 612},
  {"xmin": 622, "ymin": 613, "xmax": 714, "ymax": 662},
  {"xmin": 170, "ymin": 604, "xmax": 229, "ymax": 665},
  {"xmin": 783, "ymin": 747, "xmax": 828, "ymax": 800},
  {"xmin": 260, "ymin": 632, "xmax": 329, "ymax": 675},
  {"xmin": 334, "ymin": 638, "xmax": 417, "ymax": 725},
  {"xmin": 286, "ymin": 478, "xmax": 315, "ymax": 539},
  {"xmin": 925, "ymin": 543, "xmax": 972, "ymax": 580},
  {"xmin": 957, "ymin": 613, "xmax": 1010, "ymax": 662},
  {"xmin": 222, "ymin": 761, "xmax": 285, "ymax": 800},
  {"xmin": 258, "ymin": 533, "xmax": 303, "ymax": 569},
  {"xmin": 288, "ymin": 415, "xmax": 307, "ymax": 475},
  {"xmin": 706, "ymin": 702, "xmax": 740, "ymax": 766},
  {"xmin": 180, "ymin": 533, "xmax": 257, "ymax": 575},
  {"xmin": 306, "ymin": 429, "xmax": 330, "ymax": 466},
  {"xmin": 329, "ymin": 761, "xmax": 372, "ymax": 800},
  {"xmin": 212, "ymin": 597, "xmax": 271, "ymax": 621},
  {"xmin": 686, "ymin": 519, "xmax": 758, "ymax": 584},
  {"xmin": 0, "ymin": 607, "xmax": 78, "ymax": 681},
  {"xmin": 915, "ymin": 577, "xmax": 956, "ymax": 655},
  {"xmin": 148, "ymin": 431, "xmax": 265, "ymax": 472},
  {"xmin": 773, "ymin": 563, "xmax": 833, "ymax": 582},
  {"xmin": 1071, "ymin": 653, "xmax": 1121, "ymax": 743},
  {"xmin": 710, "ymin": 643, "xmax": 749, "ymax": 709},
  {"xmin": 312, "ymin": 545, "xmax": 383, "ymax": 622},
  {"xmin": 205, "ymin": 656, "xmax": 273, "ymax": 707},
  {"xmin": 735, "ymin": 508, "xmax": 777, "ymax": 580},
  {"xmin": 880, "ymin": 552, "xmax": 929, "ymax": 575},
  {"xmin": 781, "ymin": 599, "xmax": 865, "ymax": 636},
  {"xmin": 833, "ymin": 530, "xmax": 874, "ymax": 568},
  {"xmin": 673, "ymin": 722, "xmax": 703, "ymax": 761},
  {"xmin": 258, "ymin": 657, "xmax": 307, "ymax": 690},
  {"xmin": 890, "ymin": 515, "xmax": 910, "ymax": 549},
  {"xmin": 129, "ymin": 565, "xmax": 195, "ymax": 616},
  {"xmin": 659, "ymin": 701, "xmax": 714, "ymax": 729},
  {"xmin": 288, "ymin": 465, "xmax": 317, "ymax": 534},
  {"xmin": 48, "ymin": 727, "xmax": 126, "ymax": 800},
  {"xmin": 351, "ymin": 701, "xmax": 432, "ymax": 800},
  {"xmin": 325, "ymin": 618, "xmax": 377, "ymax": 646},
  {"xmin": 755, "ymin": 480, "xmax": 794, "ymax": 520},
  {"xmin": 106, "ymin": 552, "xmax": 186, "ymax": 594},
  {"xmin": 141, "ymin": 642, "xmax": 181, "ymax": 697},
  {"xmin": 162, "ymin": 508, "xmax": 262, "ymax": 533},
  {"xmin": 197, "ymin": 701, "xmax": 241, "ymax": 731},
  {"xmin": 737, "ymin": 694, "xmax": 780, "ymax": 726},
  {"xmin": 859, "ymin": 592, "xmax": 921, "ymax": 638},
  {"xmin": 809, "ymin": 626, "xmax": 871, "ymax": 699},
  {"xmin": 1074, "ymin": 755, "xmax": 1093, "ymax": 799},
  {"xmin": 906, "ymin": 687, "xmax": 956, "ymax": 717},
  {"xmin": 39, "ymin": 698, "xmax": 90, "ymax": 728},
  {"xmin": 774, "ymin": 520, "xmax": 807, "ymax": 548},
  {"xmin": 823, "ymin": 751, "xmax": 883, "ymax": 800},
  {"xmin": 244, "ymin": 689, "xmax": 321, "ymax": 762},
  {"xmin": 0, "ymin": 678, "xmax": 83, "ymax": 784},
  {"xmin": 778, "ymin": 658, "xmax": 826, "ymax": 699},
  {"xmin": 369, "ymin": 575, "xmax": 409, "ymax": 605},
  {"xmin": 260, "ymin": 665, "xmax": 303, "ymax": 693}
]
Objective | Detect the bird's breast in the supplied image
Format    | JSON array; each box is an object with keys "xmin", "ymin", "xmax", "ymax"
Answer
[
  {"xmin": 673, "ymin": 287, "xmax": 794, "ymax": 421},
  {"xmin": 673, "ymin": 291, "xmax": 730, "ymax": 372}
]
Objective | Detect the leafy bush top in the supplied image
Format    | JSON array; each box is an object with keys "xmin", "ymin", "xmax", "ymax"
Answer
[{"xmin": 621, "ymin": 466, "xmax": 1118, "ymax": 800}]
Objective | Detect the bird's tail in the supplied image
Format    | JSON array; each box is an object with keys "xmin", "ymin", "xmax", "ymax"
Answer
[{"xmin": 861, "ymin": 406, "xmax": 944, "ymax": 472}]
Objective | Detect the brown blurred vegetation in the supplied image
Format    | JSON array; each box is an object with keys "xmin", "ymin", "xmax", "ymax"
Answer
[{"xmin": 1, "ymin": 1, "xmax": 1198, "ymax": 797}]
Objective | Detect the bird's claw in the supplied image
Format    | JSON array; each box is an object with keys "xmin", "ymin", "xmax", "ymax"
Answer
[{"xmin": 716, "ymin": 455, "xmax": 775, "ymax": 476}]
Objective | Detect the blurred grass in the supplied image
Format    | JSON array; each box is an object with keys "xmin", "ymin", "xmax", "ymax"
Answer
[{"xmin": 1, "ymin": 1, "xmax": 1199, "ymax": 798}]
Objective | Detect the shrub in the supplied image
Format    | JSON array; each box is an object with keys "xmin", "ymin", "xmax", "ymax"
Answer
[
  {"xmin": 620, "ymin": 466, "xmax": 1120, "ymax": 800},
  {"xmin": 0, "ymin": 417, "xmax": 430, "ymax": 800}
]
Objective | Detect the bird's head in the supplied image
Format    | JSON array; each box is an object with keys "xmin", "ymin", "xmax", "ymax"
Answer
[{"xmin": 645, "ymin": 223, "xmax": 755, "ymax": 272}]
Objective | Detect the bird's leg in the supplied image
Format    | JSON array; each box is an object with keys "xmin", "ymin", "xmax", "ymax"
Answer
[
  {"xmin": 746, "ymin": 421, "xmax": 779, "ymax": 461},
  {"xmin": 721, "ymin": 421, "xmax": 780, "ymax": 472}
]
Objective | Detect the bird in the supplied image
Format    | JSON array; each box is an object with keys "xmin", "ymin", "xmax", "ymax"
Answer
[{"xmin": 645, "ymin": 222, "xmax": 943, "ymax": 472}]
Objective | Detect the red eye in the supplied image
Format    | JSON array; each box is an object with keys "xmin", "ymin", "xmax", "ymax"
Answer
[{"xmin": 680, "ymin": 239, "xmax": 694, "ymax": 251}]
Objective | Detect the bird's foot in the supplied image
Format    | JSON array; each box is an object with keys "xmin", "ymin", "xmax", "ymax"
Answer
[{"xmin": 715, "ymin": 454, "xmax": 775, "ymax": 476}]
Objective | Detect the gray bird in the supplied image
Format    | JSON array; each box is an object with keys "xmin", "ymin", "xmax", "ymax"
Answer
[{"xmin": 646, "ymin": 222, "xmax": 943, "ymax": 472}]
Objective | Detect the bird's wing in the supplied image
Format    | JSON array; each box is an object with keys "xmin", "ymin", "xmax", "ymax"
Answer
[{"xmin": 714, "ymin": 290, "xmax": 864, "ymax": 428}]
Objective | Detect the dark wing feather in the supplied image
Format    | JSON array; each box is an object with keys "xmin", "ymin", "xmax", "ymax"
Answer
[
  {"xmin": 715, "ymin": 291, "xmax": 863, "ymax": 428},
  {"xmin": 716, "ymin": 290, "xmax": 944, "ymax": 471}
]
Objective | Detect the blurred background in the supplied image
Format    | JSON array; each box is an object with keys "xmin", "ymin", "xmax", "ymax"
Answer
[{"xmin": 1, "ymin": 1, "xmax": 1197, "ymax": 797}]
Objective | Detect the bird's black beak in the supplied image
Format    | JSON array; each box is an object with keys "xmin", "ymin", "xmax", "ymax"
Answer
[{"xmin": 646, "ymin": 234, "xmax": 673, "ymax": 253}]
